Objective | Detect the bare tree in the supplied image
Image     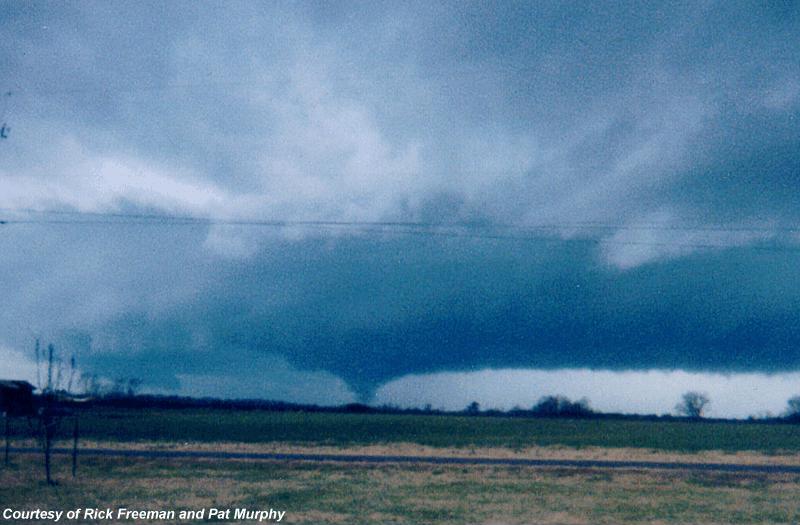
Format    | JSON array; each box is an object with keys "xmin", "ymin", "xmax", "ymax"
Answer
[
  {"xmin": 464, "ymin": 401, "xmax": 481, "ymax": 414},
  {"xmin": 66, "ymin": 355, "xmax": 77, "ymax": 394},
  {"xmin": 79, "ymin": 372, "xmax": 101, "ymax": 396},
  {"xmin": 111, "ymin": 377, "xmax": 127, "ymax": 396},
  {"xmin": 34, "ymin": 339, "xmax": 42, "ymax": 393},
  {"xmin": 675, "ymin": 391, "xmax": 710, "ymax": 418},
  {"xmin": 785, "ymin": 395, "xmax": 800, "ymax": 418},
  {"xmin": 126, "ymin": 378, "xmax": 143, "ymax": 397},
  {"xmin": 32, "ymin": 342, "xmax": 77, "ymax": 485}
]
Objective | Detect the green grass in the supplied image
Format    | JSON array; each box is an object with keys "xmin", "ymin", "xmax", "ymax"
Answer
[
  {"xmin": 12, "ymin": 407, "xmax": 800, "ymax": 452},
  {"xmin": 3, "ymin": 454, "xmax": 800, "ymax": 524},
  {"xmin": 8, "ymin": 408, "xmax": 800, "ymax": 524}
]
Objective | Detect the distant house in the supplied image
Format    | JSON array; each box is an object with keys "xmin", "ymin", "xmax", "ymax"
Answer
[{"xmin": 0, "ymin": 380, "xmax": 36, "ymax": 416}]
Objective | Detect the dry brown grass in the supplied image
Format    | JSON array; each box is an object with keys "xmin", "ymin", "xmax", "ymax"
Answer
[
  {"xmin": 27, "ymin": 437, "xmax": 800, "ymax": 466},
  {"xmin": 3, "ymin": 450, "xmax": 800, "ymax": 524}
]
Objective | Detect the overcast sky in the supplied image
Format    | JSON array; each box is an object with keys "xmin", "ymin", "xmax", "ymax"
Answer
[{"xmin": 1, "ymin": 1, "xmax": 799, "ymax": 416}]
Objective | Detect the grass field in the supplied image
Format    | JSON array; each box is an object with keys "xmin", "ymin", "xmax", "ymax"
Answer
[
  {"xmin": 7, "ymin": 407, "xmax": 800, "ymax": 524},
  {"xmin": 4, "ymin": 453, "xmax": 800, "ymax": 524},
  {"xmin": 11, "ymin": 407, "xmax": 800, "ymax": 452}
]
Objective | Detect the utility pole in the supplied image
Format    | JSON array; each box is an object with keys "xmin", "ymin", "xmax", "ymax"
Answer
[
  {"xmin": 72, "ymin": 415, "xmax": 79, "ymax": 478},
  {"xmin": 4, "ymin": 412, "xmax": 9, "ymax": 466},
  {"xmin": 1, "ymin": 91, "xmax": 12, "ymax": 139}
]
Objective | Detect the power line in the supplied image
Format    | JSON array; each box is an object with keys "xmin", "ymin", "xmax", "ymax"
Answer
[
  {"xmin": 0, "ymin": 59, "xmax": 600, "ymax": 98},
  {"xmin": 2, "ymin": 218, "xmax": 797, "ymax": 252},
  {"xmin": 1, "ymin": 207, "xmax": 798, "ymax": 234},
  {"xmin": 1, "ymin": 209, "xmax": 799, "ymax": 253}
]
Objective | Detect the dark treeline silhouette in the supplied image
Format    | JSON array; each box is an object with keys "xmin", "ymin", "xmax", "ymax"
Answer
[
  {"xmin": 528, "ymin": 395, "xmax": 594, "ymax": 417},
  {"xmin": 47, "ymin": 392, "xmax": 800, "ymax": 425}
]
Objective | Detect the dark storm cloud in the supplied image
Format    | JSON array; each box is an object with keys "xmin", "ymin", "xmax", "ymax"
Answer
[
  {"xmin": 5, "ymin": 231, "xmax": 796, "ymax": 398},
  {"xmin": 0, "ymin": 1, "xmax": 798, "ymax": 399}
]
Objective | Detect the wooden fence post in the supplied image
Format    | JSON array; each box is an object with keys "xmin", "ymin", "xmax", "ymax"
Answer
[
  {"xmin": 3, "ymin": 412, "xmax": 9, "ymax": 466},
  {"xmin": 71, "ymin": 415, "xmax": 78, "ymax": 477}
]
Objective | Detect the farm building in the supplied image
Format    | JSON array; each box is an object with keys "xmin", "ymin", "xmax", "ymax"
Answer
[{"xmin": 0, "ymin": 380, "xmax": 36, "ymax": 416}]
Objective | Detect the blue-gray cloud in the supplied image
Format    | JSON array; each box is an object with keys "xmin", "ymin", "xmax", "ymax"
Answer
[{"xmin": 0, "ymin": 1, "xmax": 798, "ymax": 401}]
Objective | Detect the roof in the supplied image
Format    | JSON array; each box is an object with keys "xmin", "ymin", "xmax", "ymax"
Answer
[{"xmin": 0, "ymin": 380, "xmax": 35, "ymax": 392}]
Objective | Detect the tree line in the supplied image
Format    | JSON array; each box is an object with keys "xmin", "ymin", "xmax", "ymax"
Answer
[{"xmin": 27, "ymin": 342, "xmax": 800, "ymax": 422}]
